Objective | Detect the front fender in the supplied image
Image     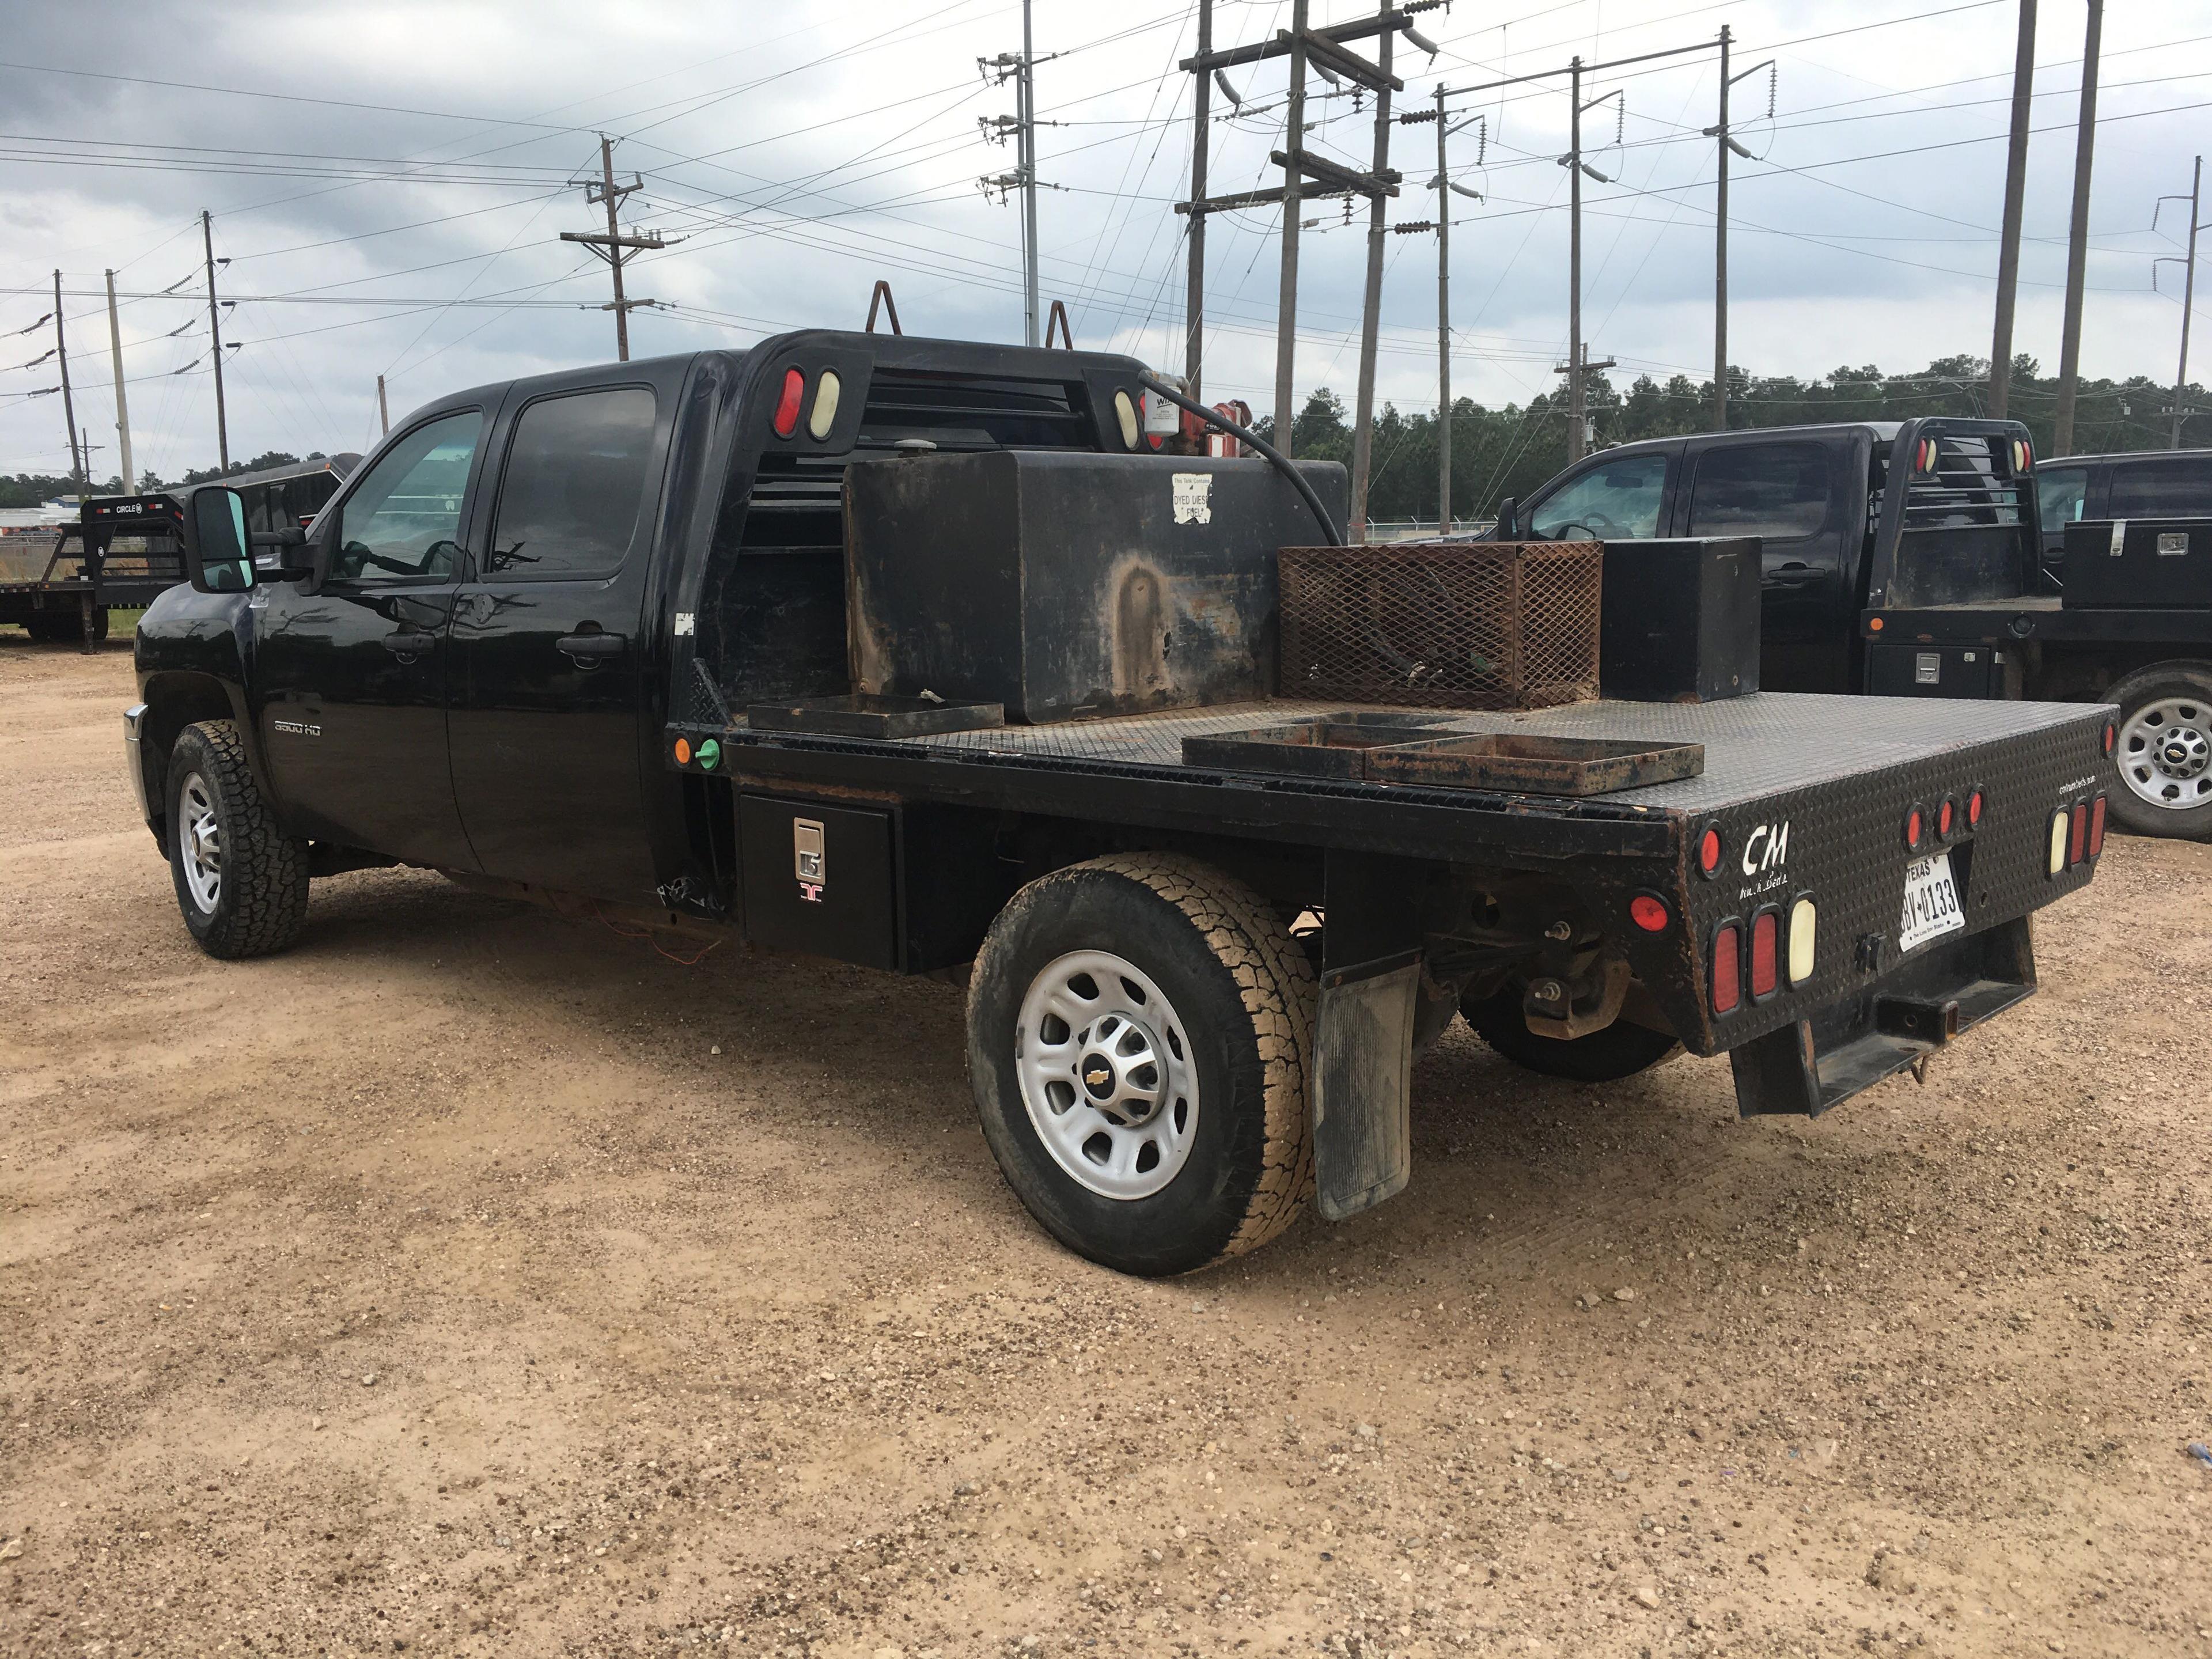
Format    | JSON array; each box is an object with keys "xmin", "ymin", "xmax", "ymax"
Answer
[{"xmin": 132, "ymin": 587, "xmax": 267, "ymax": 847}]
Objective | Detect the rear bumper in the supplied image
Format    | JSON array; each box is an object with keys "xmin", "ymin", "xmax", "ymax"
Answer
[{"xmin": 1728, "ymin": 914, "xmax": 2035, "ymax": 1116}]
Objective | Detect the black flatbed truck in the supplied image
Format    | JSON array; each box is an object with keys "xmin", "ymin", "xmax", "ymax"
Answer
[{"xmin": 133, "ymin": 331, "xmax": 2113, "ymax": 1276}]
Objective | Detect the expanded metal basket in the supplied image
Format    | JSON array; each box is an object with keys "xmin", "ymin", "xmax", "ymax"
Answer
[{"xmin": 1278, "ymin": 540, "xmax": 1603, "ymax": 710}]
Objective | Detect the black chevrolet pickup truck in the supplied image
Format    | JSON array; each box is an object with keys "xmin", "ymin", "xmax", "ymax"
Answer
[{"xmin": 127, "ymin": 331, "xmax": 2114, "ymax": 1275}]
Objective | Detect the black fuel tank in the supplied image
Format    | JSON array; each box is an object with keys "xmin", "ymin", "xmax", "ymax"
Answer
[{"xmin": 843, "ymin": 450, "xmax": 1345, "ymax": 724}]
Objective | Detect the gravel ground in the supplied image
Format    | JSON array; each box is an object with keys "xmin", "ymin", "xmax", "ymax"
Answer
[{"xmin": 3, "ymin": 638, "xmax": 2210, "ymax": 1659}]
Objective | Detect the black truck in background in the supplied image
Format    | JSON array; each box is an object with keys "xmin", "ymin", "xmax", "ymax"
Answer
[
  {"xmin": 1501, "ymin": 419, "xmax": 2212, "ymax": 839},
  {"xmin": 126, "ymin": 333, "xmax": 2114, "ymax": 1276}
]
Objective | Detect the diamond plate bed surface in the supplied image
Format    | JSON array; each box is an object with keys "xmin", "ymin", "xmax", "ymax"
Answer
[{"xmin": 862, "ymin": 692, "xmax": 2103, "ymax": 813}]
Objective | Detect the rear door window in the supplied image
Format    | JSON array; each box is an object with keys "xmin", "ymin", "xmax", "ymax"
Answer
[
  {"xmin": 2107, "ymin": 456, "xmax": 2212, "ymax": 516},
  {"xmin": 2036, "ymin": 465, "xmax": 2089, "ymax": 531},
  {"xmin": 1688, "ymin": 442, "xmax": 1831, "ymax": 540},
  {"xmin": 1526, "ymin": 453, "xmax": 1668, "ymax": 539},
  {"xmin": 487, "ymin": 388, "xmax": 658, "ymax": 579}
]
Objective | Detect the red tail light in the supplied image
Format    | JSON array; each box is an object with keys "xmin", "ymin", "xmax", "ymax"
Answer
[
  {"xmin": 772, "ymin": 367, "xmax": 805, "ymax": 437},
  {"xmin": 1936, "ymin": 796, "xmax": 1955, "ymax": 840},
  {"xmin": 1749, "ymin": 909, "xmax": 1780, "ymax": 1000},
  {"xmin": 1967, "ymin": 787, "xmax": 1984, "ymax": 829},
  {"xmin": 1629, "ymin": 893, "xmax": 1670, "ymax": 933},
  {"xmin": 2088, "ymin": 794, "xmax": 2107, "ymax": 858},
  {"xmin": 1711, "ymin": 922, "xmax": 1743, "ymax": 1015},
  {"xmin": 2102, "ymin": 721, "xmax": 2116, "ymax": 757},
  {"xmin": 1698, "ymin": 825, "xmax": 1722, "ymax": 877},
  {"xmin": 2068, "ymin": 801, "xmax": 2088, "ymax": 866},
  {"xmin": 1903, "ymin": 805, "xmax": 1925, "ymax": 852}
]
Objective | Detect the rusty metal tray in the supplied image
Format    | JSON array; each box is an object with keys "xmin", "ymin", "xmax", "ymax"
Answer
[
  {"xmin": 1362, "ymin": 732, "xmax": 1705, "ymax": 794},
  {"xmin": 1179, "ymin": 714, "xmax": 1456, "ymax": 779},
  {"xmin": 747, "ymin": 694, "xmax": 1005, "ymax": 740}
]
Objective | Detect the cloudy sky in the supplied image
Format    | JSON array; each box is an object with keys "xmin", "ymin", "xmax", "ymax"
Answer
[{"xmin": 2, "ymin": 0, "xmax": 2208, "ymax": 483}]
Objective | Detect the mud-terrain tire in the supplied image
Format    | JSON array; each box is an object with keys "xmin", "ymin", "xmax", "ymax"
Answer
[
  {"xmin": 167, "ymin": 720, "xmax": 310, "ymax": 959},
  {"xmin": 2105, "ymin": 661, "xmax": 2212, "ymax": 839},
  {"xmin": 1461, "ymin": 983, "xmax": 1680, "ymax": 1082},
  {"xmin": 967, "ymin": 854, "xmax": 1316, "ymax": 1276}
]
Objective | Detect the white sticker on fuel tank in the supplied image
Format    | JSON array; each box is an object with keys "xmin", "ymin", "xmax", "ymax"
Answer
[{"xmin": 1172, "ymin": 472, "xmax": 1213, "ymax": 525}]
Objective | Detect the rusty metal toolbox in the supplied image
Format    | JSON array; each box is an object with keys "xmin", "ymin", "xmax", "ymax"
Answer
[{"xmin": 1181, "ymin": 714, "xmax": 1702, "ymax": 795}]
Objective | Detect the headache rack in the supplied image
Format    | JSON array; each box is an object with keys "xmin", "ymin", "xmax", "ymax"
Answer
[{"xmin": 1865, "ymin": 415, "xmax": 2043, "ymax": 611}]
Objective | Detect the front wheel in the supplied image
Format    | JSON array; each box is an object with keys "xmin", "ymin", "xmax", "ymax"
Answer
[
  {"xmin": 2107, "ymin": 662, "xmax": 2212, "ymax": 839},
  {"xmin": 966, "ymin": 855, "xmax": 1316, "ymax": 1276},
  {"xmin": 1461, "ymin": 983, "xmax": 1680, "ymax": 1082},
  {"xmin": 167, "ymin": 721, "xmax": 311, "ymax": 959}
]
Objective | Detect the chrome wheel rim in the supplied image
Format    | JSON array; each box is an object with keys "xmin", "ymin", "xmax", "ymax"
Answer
[
  {"xmin": 2119, "ymin": 699, "xmax": 2212, "ymax": 811},
  {"xmin": 1016, "ymin": 949, "xmax": 1198, "ymax": 1200},
  {"xmin": 178, "ymin": 771, "xmax": 222, "ymax": 912}
]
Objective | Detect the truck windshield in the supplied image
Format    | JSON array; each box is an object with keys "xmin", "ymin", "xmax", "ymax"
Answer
[{"xmin": 1528, "ymin": 454, "xmax": 1665, "ymax": 539}]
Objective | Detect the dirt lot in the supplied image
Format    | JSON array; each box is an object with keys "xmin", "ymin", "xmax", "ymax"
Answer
[{"xmin": 4, "ymin": 639, "xmax": 2211, "ymax": 1659}]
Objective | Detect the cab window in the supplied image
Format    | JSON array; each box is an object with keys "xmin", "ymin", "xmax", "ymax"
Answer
[
  {"xmin": 486, "ymin": 388, "xmax": 658, "ymax": 579},
  {"xmin": 1527, "ymin": 453, "xmax": 1668, "ymax": 539},
  {"xmin": 1688, "ymin": 442, "xmax": 1830, "ymax": 540},
  {"xmin": 331, "ymin": 411, "xmax": 484, "ymax": 584}
]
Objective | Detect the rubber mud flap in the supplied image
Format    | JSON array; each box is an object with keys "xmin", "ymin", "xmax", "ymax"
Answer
[{"xmin": 1312, "ymin": 959, "xmax": 1419, "ymax": 1221}]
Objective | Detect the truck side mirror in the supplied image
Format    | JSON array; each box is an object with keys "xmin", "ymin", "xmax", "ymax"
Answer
[
  {"xmin": 1496, "ymin": 496, "xmax": 1518, "ymax": 540},
  {"xmin": 183, "ymin": 487, "xmax": 255, "ymax": 593}
]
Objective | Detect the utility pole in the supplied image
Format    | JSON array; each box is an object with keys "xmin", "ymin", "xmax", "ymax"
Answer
[
  {"xmin": 1348, "ymin": 16, "xmax": 1400, "ymax": 543},
  {"xmin": 559, "ymin": 135, "xmax": 671, "ymax": 362},
  {"xmin": 1174, "ymin": 4, "xmax": 1426, "ymax": 454},
  {"xmin": 1989, "ymin": 0, "xmax": 2037, "ymax": 418},
  {"xmin": 2052, "ymin": 0, "xmax": 2103, "ymax": 457},
  {"xmin": 1184, "ymin": 0, "xmax": 1212, "ymax": 400},
  {"xmin": 1561, "ymin": 62, "xmax": 1619, "ymax": 461},
  {"xmin": 1020, "ymin": 0, "xmax": 1040, "ymax": 347},
  {"xmin": 1706, "ymin": 31, "xmax": 1768, "ymax": 431},
  {"xmin": 2156, "ymin": 155, "xmax": 2204, "ymax": 449},
  {"xmin": 104, "ymin": 271, "xmax": 132, "ymax": 492},
  {"xmin": 202, "ymin": 210, "xmax": 230, "ymax": 472},
  {"xmin": 53, "ymin": 271, "xmax": 83, "ymax": 495},
  {"xmin": 1435, "ymin": 86, "xmax": 1452, "ymax": 529},
  {"xmin": 377, "ymin": 374, "xmax": 390, "ymax": 438},
  {"xmin": 1276, "ymin": 0, "xmax": 1310, "ymax": 452}
]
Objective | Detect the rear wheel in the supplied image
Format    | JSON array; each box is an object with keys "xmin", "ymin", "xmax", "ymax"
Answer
[
  {"xmin": 2107, "ymin": 661, "xmax": 2212, "ymax": 839},
  {"xmin": 1461, "ymin": 983, "xmax": 1680, "ymax": 1082},
  {"xmin": 966, "ymin": 854, "xmax": 1316, "ymax": 1276},
  {"xmin": 167, "ymin": 720, "xmax": 311, "ymax": 959}
]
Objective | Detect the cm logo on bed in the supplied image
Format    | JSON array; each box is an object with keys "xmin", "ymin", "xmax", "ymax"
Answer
[{"xmin": 1741, "ymin": 821, "xmax": 1790, "ymax": 876}]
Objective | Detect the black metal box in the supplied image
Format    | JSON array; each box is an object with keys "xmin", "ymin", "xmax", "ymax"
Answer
[
  {"xmin": 1863, "ymin": 642, "xmax": 2001, "ymax": 699},
  {"xmin": 1598, "ymin": 536, "xmax": 1761, "ymax": 702},
  {"xmin": 738, "ymin": 794, "xmax": 896, "ymax": 971},
  {"xmin": 2062, "ymin": 517, "xmax": 2212, "ymax": 608},
  {"xmin": 844, "ymin": 450, "xmax": 1346, "ymax": 724}
]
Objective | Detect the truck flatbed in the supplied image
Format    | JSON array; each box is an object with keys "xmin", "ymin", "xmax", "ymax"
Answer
[{"xmin": 1866, "ymin": 593, "xmax": 2212, "ymax": 646}]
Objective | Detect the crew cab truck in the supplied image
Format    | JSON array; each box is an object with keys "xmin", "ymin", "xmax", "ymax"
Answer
[
  {"xmin": 130, "ymin": 333, "xmax": 2115, "ymax": 1277},
  {"xmin": 1501, "ymin": 418, "xmax": 2212, "ymax": 839}
]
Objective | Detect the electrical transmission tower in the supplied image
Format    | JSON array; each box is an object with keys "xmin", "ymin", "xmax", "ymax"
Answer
[{"xmin": 560, "ymin": 136, "xmax": 676, "ymax": 363}]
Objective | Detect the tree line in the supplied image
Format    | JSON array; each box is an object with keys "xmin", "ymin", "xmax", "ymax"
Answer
[
  {"xmin": 0, "ymin": 452, "xmax": 331, "ymax": 510},
  {"xmin": 1253, "ymin": 354, "xmax": 2202, "ymax": 525},
  {"xmin": 3, "ymin": 351, "xmax": 2198, "ymax": 516}
]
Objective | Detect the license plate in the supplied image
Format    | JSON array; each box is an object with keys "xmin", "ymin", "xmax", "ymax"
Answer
[{"xmin": 1898, "ymin": 851, "xmax": 1965, "ymax": 953}]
